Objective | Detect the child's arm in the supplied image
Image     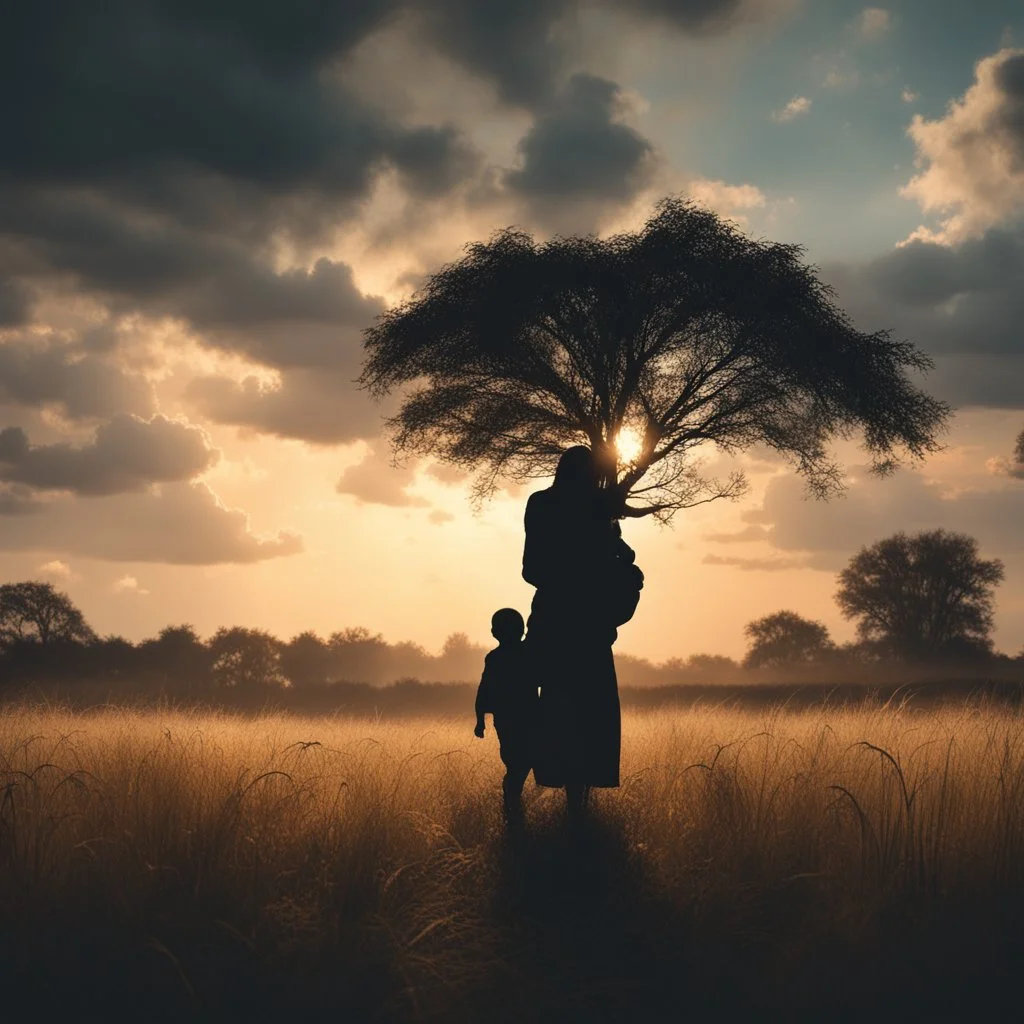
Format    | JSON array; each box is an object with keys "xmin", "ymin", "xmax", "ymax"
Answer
[{"xmin": 474, "ymin": 662, "xmax": 492, "ymax": 738}]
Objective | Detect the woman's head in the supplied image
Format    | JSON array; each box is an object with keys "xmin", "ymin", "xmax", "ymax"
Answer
[{"xmin": 553, "ymin": 445, "xmax": 599, "ymax": 492}]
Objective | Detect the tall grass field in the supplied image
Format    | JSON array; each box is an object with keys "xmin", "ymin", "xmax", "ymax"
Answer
[{"xmin": 2, "ymin": 700, "xmax": 1022, "ymax": 1022}]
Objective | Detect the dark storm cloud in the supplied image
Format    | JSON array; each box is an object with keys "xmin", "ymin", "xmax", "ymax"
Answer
[
  {"xmin": 2, "ymin": 191, "xmax": 383, "ymax": 339},
  {"xmin": 0, "ymin": 481, "xmax": 303, "ymax": 564},
  {"xmin": 824, "ymin": 225, "xmax": 1024, "ymax": 408},
  {"xmin": 626, "ymin": 0, "xmax": 749, "ymax": 31},
  {"xmin": 0, "ymin": 335, "xmax": 155, "ymax": 419},
  {"xmin": 0, "ymin": 415, "xmax": 217, "ymax": 496},
  {"xmin": 0, "ymin": 1, "xmax": 467, "ymax": 205},
  {"xmin": 992, "ymin": 50, "xmax": 1024, "ymax": 145},
  {"xmin": 925, "ymin": 356, "xmax": 1024, "ymax": 410},
  {"xmin": 415, "ymin": 0, "xmax": 575, "ymax": 109},
  {"xmin": 862, "ymin": 230, "xmax": 1024, "ymax": 344},
  {"xmin": 0, "ymin": 0, "xmax": 475, "ymax": 399},
  {"xmin": 505, "ymin": 74, "xmax": 655, "ymax": 220},
  {"xmin": 415, "ymin": 0, "xmax": 776, "ymax": 109},
  {"xmin": 0, "ymin": 279, "xmax": 31, "ymax": 327},
  {"xmin": 0, "ymin": 0, "xmax": 769, "ymax": 203}
]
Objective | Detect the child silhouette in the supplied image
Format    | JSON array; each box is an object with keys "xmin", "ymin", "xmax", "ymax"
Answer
[{"xmin": 474, "ymin": 608, "xmax": 536, "ymax": 819}]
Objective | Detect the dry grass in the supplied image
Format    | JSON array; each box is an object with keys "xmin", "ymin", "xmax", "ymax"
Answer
[{"xmin": 2, "ymin": 699, "xmax": 1022, "ymax": 1022}]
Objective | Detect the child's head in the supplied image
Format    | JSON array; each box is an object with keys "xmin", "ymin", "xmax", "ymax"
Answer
[{"xmin": 491, "ymin": 607, "xmax": 524, "ymax": 644}]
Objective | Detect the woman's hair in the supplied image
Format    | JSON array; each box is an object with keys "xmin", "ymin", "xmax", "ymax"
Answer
[{"xmin": 553, "ymin": 445, "xmax": 599, "ymax": 491}]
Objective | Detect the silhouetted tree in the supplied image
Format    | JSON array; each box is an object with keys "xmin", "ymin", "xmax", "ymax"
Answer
[
  {"xmin": 362, "ymin": 196, "xmax": 948, "ymax": 520},
  {"xmin": 436, "ymin": 631, "xmax": 485, "ymax": 681},
  {"xmin": 328, "ymin": 627, "xmax": 391, "ymax": 684},
  {"xmin": 281, "ymin": 631, "xmax": 332, "ymax": 687},
  {"xmin": 743, "ymin": 610, "xmax": 835, "ymax": 669},
  {"xmin": 89, "ymin": 635, "xmax": 138, "ymax": 677},
  {"xmin": 1014, "ymin": 427, "xmax": 1024, "ymax": 466},
  {"xmin": 0, "ymin": 581, "xmax": 96, "ymax": 647},
  {"xmin": 681, "ymin": 654, "xmax": 742, "ymax": 682},
  {"xmin": 836, "ymin": 530, "xmax": 1004, "ymax": 662},
  {"xmin": 139, "ymin": 625, "xmax": 213, "ymax": 692},
  {"xmin": 208, "ymin": 627, "xmax": 284, "ymax": 691}
]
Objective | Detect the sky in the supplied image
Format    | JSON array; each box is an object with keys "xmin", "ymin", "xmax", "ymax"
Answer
[{"xmin": 2, "ymin": 0, "xmax": 1024, "ymax": 662}]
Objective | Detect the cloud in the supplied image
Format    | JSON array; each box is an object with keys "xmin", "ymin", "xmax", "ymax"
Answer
[
  {"xmin": 112, "ymin": 574, "xmax": 149, "ymax": 596},
  {"xmin": 0, "ymin": 485, "xmax": 42, "ymax": 516},
  {"xmin": 820, "ymin": 222, "xmax": 1024, "ymax": 408},
  {"xmin": 37, "ymin": 559, "xmax": 73, "ymax": 579},
  {"xmin": 990, "ymin": 429, "xmax": 1024, "ymax": 478},
  {"xmin": 686, "ymin": 179, "xmax": 767, "ymax": 216},
  {"xmin": 824, "ymin": 68, "xmax": 860, "ymax": 90},
  {"xmin": 702, "ymin": 553, "xmax": 810, "ymax": 571},
  {"xmin": 0, "ymin": 3, "xmax": 472, "ymax": 207},
  {"xmin": 0, "ymin": 279, "xmax": 32, "ymax": 326},
  {"xmin": 744, "ymin": 467, "xmax": 1024, "ymax": 569},
  {"xmin": 901, "ymin": 87, "xmax": 919, "ymax": 103},
  {"xmin": 901, "ymin": 48, "xmax": 1024, "ymax": 244},
  {"xmin": 704, "ymin": 524, "xmax": 772, "ymax": 543},
  {"xmin": 504, "ymin": 74, "xmax": 656, "ymax": 230},
  {"xmin": 0, "ymin": 334, "xmax": 155, "ymax": 419},
  {"xmin": 414, "ymin": 0, "xmax": 782, "ymax": 111},
  {"xmin": 771, "ymin": 96, "xmax": 812, "ymax": 122},
  {"xmin": 173, "ymin": 257, "xmax": 384, "ymax": 340},
  {"xmin": 855, "ymin": 8, "xmax": 891, "ymax": 39},
  {"xmin": 0, "ymin": 0, "xmax": 806, "ymax": 569},
  {"xmin": 0, "ymin": 415, "xmax": 217, "ymax": 496},
  {"xmin": 781, "ymin": 70, "xmax": 1024, "ymax": 419},
  {"xmin": 424, "ymin": 462, "xmax": 470, "ymax": 485},
  {"xmin": 186, "ymin": 370, "xmax": 391, "ymax": 445},
  {"xmin": 0, "ymin": 0, "xmax": 789, "ymax": 447},
  {"xmin": 0, "ymin": 481, "xmax": 302, "ymax": 564},
  {"xmin": 627, "ymin": 0, "xmax": 791, "ymax": 33},
  {"xmin": 989, "ymin": 456, "xmax": 1024, "ymax": 480},
  {"xmin": 1, "ymin": 190, "xmax": 385, "ymax": 373},
  {"xmin": 413, "ymin": 0, "xmax": 575, "ymax": 111},
  {"xmin": 335, "ymin": 446, "xmax": 428, "ymax": 507}
]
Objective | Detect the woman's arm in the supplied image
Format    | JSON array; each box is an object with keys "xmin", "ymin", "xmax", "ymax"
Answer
[{"xmin": 522, "ymin": 491, "xmax": 554, "ymax": 587}]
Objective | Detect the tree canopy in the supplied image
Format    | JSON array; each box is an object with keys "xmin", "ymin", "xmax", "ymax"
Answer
[
  {"xmin": 362, "ymin": 197, "xmax": 948, "ymax": 519},
  {"xmin": 836, "ymin": 530, "xmax": 1004, "ymax": 661},
  {"xmin": 0, "ymin": 581, "xmax": 95, "ymax": 647},
  {"xmin": 743, "ymin": 610, "xmax": 834, "ymax": 669},
  {"xmin": 208, "ymin": 626, "xmax": 285, "ymax": 691}
]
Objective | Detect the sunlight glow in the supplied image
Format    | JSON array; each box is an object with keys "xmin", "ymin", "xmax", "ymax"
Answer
[{"xmin": 614, "ymin": 426, "xmax": 644, "ymax": 465}]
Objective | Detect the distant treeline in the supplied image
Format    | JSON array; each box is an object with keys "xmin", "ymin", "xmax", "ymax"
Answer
[{"xmin": 1, "ymin": 580, "xmax": 1023, "ymax": 712}]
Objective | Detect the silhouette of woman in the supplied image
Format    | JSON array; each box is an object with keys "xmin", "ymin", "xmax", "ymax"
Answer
[{"xmin": 522, "ymin": 445, "xmax": 636, "ymax": 812}]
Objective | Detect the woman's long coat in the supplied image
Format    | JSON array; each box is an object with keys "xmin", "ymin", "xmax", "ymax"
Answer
[{"xmin": 522, "ymin": 486, "xmax": 628, "ymax": 789}]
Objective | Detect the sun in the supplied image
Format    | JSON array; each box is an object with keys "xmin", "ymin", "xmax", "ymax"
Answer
[{"xmin": 614, "ymin": 426, "xmax": 644, "ymax": 465}]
